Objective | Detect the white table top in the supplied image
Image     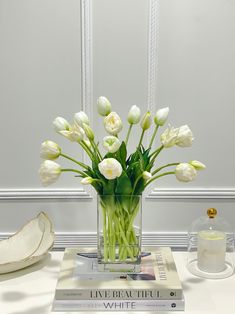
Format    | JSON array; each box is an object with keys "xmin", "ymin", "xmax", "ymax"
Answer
[{"xmin": 0, "ymin": 251, "xmax": 234, "ymax": 314}]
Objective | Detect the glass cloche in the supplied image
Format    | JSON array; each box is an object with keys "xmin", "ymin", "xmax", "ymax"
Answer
[{"xmin": 187, "ymin": 208, "xmax": 235, "ymax": 279}]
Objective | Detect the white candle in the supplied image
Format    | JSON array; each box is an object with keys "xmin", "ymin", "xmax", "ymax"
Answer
[{"xmin": 197, "ymin": 230, "xmax": 226, "ymax": 273}]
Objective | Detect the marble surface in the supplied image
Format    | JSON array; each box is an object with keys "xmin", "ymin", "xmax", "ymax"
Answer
[{"xmin": 0, "ymin": 251, "xmax": 234, "ymax": 314}]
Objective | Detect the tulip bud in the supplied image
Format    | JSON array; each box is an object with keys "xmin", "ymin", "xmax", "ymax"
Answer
[
  {"xmin": 84, "ymin": 139, "xmax": 92, "ymax": 149},
  {"xmin": 40, "ymin": 140, "xmax": 61, "ymax": 160},
  {"xmin": 143, "ymin": 171, "xmax": 152, "ymax": 181},
  {"xmin": 81, "ymin": 177, "xmax": 93, "ymax": 185},
  {"xmin": 140, "ymin": 112, "xmax": 152, "ymax": 130},
  {"xmin": 74, "ymin": 111, "xmax": 89, "ymax": 127},
  {"xmin": 189, "ymin": 160, "xmax": 206, "ymax": 170},
  {"xmin": 127, "ymin": 105, "xmax": 141, "ymax": 124},
  {"xmin": 53, "ymin": 117, "xmax": 70, "ymax": 132},
  {"xmin": 154, "ymin": 107, "xmax": 169, "ymax": 126},
  {"xmin": 97, "ymin": 96, "xmax": 112, "ymax": 116},
  {"xmin": 83, "ymin": 123, "xmax": 94, "ymax": 141}
]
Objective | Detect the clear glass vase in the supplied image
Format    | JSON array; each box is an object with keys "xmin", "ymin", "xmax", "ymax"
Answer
[{"xmin": 97, "ymin": 194, "xmax": 142, "ymax": 272}]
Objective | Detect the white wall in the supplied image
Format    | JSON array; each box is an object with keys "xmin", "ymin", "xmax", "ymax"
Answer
[{"xmin": 0, "ymin": 0, "xmax": 235, "ymax": 247}]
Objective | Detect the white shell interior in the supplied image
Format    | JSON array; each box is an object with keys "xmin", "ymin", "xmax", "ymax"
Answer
[{"xmin": 0, "ymin": 212, "xmax": 54, "ymax": 274}]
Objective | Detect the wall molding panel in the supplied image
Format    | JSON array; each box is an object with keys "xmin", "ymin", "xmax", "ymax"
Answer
[
  {"xmin": 147, "ymin": 188, "xmax": 235, "ymax": 200},
  {"xmin": 0, "ymin": 232, "xmax": 188, "ymax": 250},
  {"xmin": 1, "ymin": 188, "xmax": 235, "ymax": 201},
  {"xmin": 0, "ymin": 189, "xmax": 92, "ymax": 200}
]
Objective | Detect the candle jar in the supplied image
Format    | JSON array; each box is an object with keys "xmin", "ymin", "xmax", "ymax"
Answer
[{"xmin": 187, "ymin": 208, "xmax": 235, "ymax": 279}]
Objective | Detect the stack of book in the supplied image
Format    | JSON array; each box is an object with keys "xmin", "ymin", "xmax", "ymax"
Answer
[{"xmin": 52, "ymin": 247, "xmax": 184, "ymax": 311}]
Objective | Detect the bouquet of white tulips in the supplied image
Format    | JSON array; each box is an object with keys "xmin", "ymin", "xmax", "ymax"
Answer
[{"xmin": 39, "ymin": 97, "xmax": 205, "ymax": 265}]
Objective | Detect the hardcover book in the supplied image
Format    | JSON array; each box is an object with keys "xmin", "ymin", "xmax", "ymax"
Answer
[
  {"xmin": 53, "ymin": 298, "xmax": 185, "ymax": 311},
  {"xmin": 53, "ymin": 246, "xmax": 183, "ymax": 307}
]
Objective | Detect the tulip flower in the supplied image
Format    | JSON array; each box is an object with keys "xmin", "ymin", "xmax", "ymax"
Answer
[
  {"xmin": 98, "ymin": 158, "xmax": 122, "ymax": 180},
  {"xmin": 39, "ymin": 160, "xmax": 61, "ymax": 186},
  {"xmin": 189, "ymin": 160, "xmax": 206, "ymax": 170},
  {"xmin": 97, "ymin": 96, "xmax": 112, "ymax": 116},
  {"xmin": 161, "ymin": 126, "xmax": 179, "ymax": 148},
  {"xmin": 154, "ymin": 107, "xmax": 169, "ymax": 126},
  {"xmin": 59, "ymin": 124, "xmax": 85, "ymax": 142},
  {"xmin": 82, "ymin": 123, "xmax": 94, "ymax": 141},
  {"xmin": 84, "ymin": 139, "xmax": 91, "ymax": 148},
  {"xmin": 103, "ymin": 136, "xmax": 121, "ymax": 153},
  {"xmin": 104, "ymin": 112, "xmax": 123, "ymax": 135},
  {"xmin": 40, "ymin": 140, "xmax": 61, "ymax": 160},
  {"xmin": 53, "ymin": 117, "xmax": 70, "ymax": 132},
  {"xmin": 143, "ymin": 171, "xmax": 152, "ymax": 181},
  {"xmin": 81, "ymin": 177, "xmax": 94, "ymax": 185},
  {"xmin": 175, "ymin": 163, "xmax": 197, "ymax": 182},
  {"xmin": 176, "ymin": 125, "xmax": 194, "ymax": 147},
  {"xmin": 140, "ymin": 112, "xmax": 152, "ymax": 131},
  {"xmin": 127, "ymin": 105, "xmax": 141, "ymax": 124},
  {"xmin": 74, "ymin": 111, "xmax": 89, "ymax": 127}
]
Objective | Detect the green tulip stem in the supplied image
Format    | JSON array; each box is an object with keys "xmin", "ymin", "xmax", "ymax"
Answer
[
  {"xmin": 60, "ymin": 153, "xmax": 89, "ymax": 170},
  {"xmin": 131, "ymin": 173, "xmax": 143, "ymax": 196},
  {"xmin": 90, "ymin": 139, "xmax": 102, "ymax": 161},
  {"xmin": 152, "ymin": 162, "xmax": 180, "ymax": 176},
  {"xmin": 80, "ymin": 140, "xmax": 97, "ymax": 162},
  {"xmin": 137, "ymin": 129, "xmax": 145, "ymax": 150},
  {"xmin": 144, "ymin": 171, "xmax": 175, "ymax": 188},
  {"xmin": 149, "ymin": 145, "xmax": 164, "ymax": 163},
  {"xmin": 148, "ymin": 125, "xmax": 159, "ymax": 149},
  {"xmin": 125, "ymin": 124, "xmax": 133, "ymax": 145}
]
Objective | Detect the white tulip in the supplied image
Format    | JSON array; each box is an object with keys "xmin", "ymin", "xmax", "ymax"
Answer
[
  {"xmin": 140, "ymin": 112, "xmax": 152, "ymax": 130},
  {"xmin": 154, "ymin": 107, "xmax": 169, "ymax": 126},
  {"xmin": 189, "ymin": 160, "xmax": 206, "ymax": 170},
  {"xmin": 160, "ymin": 126, "xmax": 179, "ymax": 148},
  {"xmin": 97, "ymin": 96, "xmax": 112, "ymax": 116},
  {"xmin": 143, "ymin": 171, "xmax": 152, "ymax": 181},
  {"xmin": 53, "ymin": 117, "xmax": 70, "ymax": 132},
  {"xmin": 81, "ymin": 177, "xmax": 93, "ymax": 185},
  {"xmin": 40, "ymin": 140, "xmax": 61, "ymax": 160},
  {"xmin": 74, "ymin": 111, "xmax": 89, "ymax": 127},
  {"xmin": 104, "ymin": 112, "xmax": 123, "ymax": 135},
  {"xmin": 127, "ymin": 105, "xmax": 141, "ymax": 124},
  {"xmin": 103, "ymin": 136, "xmax": 121, "ymax": 153},
  {"xmin": 176, "ymin": 125, "xmax": 194, "ymax": 147},
  {"xmin": 175, "ymin": 163, "xmax": 197, "ymax": 182},
  {"xmin": 39, "ymin": 160, "xmax": 61, "ymax": 186},
  {"xmin": 82, "ymin": 123, "xmax": 94, "ymax": 141},
  {"xmin": 98, "ymin": 158, "xmax": 122, "ymax": 180},
  {"xmin": 84, "ymin": 139, "xmax": 91, "ymax": 148},
  {"xmin": 59, "ymin": 124, "xmax": 85, "ymax": 142}
]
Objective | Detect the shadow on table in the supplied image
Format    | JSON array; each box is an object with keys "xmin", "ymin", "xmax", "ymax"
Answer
[
  {"xmin": 0, "ymin": 252, "xmax": 61, "ymax": 282},
  {"xmin": 181, "ymin": 276, "xmax": 205, "ymax": 291},
  {"xmin": 6, "ymin": 303, "xmax": 52, "ymax": 314}
]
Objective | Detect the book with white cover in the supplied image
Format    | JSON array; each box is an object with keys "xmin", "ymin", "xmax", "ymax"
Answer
[
  {"xmin": 53, "ymin": 247, "xmax": 183, "ymax": 302},
  {"xmin": 53, "ymin": 297, "xmax": 185, "ymax": 311}
]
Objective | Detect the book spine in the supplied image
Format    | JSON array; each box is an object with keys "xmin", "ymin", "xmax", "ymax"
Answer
[
  {"xmin": 56, "ymin": 288, "xmax": 183, "ymax": 300},
  {"xmin": 53, "ymin": 298, "xmax": 185, "ymax": 311}
]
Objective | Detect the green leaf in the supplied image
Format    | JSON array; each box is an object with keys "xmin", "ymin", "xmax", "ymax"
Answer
[
  {"xmin": 102, "ymin": 180, "xmax": 116, "ymax": 195},
  {"xmin": 116, "ymin": 141, "xmax": 127, "ymax": 170},
  {"xmin": 115, "ymin": 171, "xmax": 132, "ymax": 195}
]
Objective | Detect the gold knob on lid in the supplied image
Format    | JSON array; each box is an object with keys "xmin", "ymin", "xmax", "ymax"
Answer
[{"xmin": 207, "ymin": 208, "xmax": 217, "ymax": 218}]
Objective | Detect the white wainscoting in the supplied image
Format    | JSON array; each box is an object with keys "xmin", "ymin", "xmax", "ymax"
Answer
[{"xmin": 0, "ymin": 0, "xmax": 235, "ymax": 245}]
